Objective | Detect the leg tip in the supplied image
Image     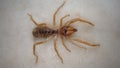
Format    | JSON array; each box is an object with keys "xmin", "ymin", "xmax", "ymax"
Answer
[
  {"xmin": 27, "ymin": 13, "xmax": 30, "ymax": 15},
  {"xmin": 61, "ymin": 60, "xmax": 64, "ymax": 64},
  {"xmin": 66, "ymin": 48, "xmax": 71, "ymax": 52},
  {"xmin": 27, "ymin": 13, "xmax": 32, "ymax": 17},
  {"xmin": 92, "ymin": 44, "xmax": 100, "ymax": 46},
  {"xmin": 68, "ymin": 50, "xmax": 71, "ymax": 52}
]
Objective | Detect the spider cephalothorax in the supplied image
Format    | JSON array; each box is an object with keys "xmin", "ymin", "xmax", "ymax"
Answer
[{"xmin": 60, "ymin": 26, "xmax": 77, "ymax": 36}]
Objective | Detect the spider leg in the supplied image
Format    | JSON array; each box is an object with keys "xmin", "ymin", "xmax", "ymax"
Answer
[
  {"xmin": 53, "ymin": 1, "xmax": 66, "ymax": 27},
  {"xmin": 66, "ymin": 37, "xmax": 87, "ymax": 49},
  {"xmin": 27, "ymin": 13, "xmax": 46, "ymax": 26},
  {"xmin": 59, "ymin": 15, "xmax": 71, "ymax": 52},
  {"xmin": 60, "ymin": 35, "xmax": 71, "ymax": 52},
  {"xmin": 54, "ymin": 35, "xmax": 63, "ymax": 63},
  {"xmin": 33, "ymin": 36, "xmax": 53, "ymax": 63},
  {"xmin": 70, "ymin": 38, "xmax": 100, "ymax": 47},
  {"xmin": 60, "ymin": 14, "xmax": 70, "ymax": 27},
  {"xmin": 64, "ymin": 18, "xmax": 94, "ymax": 26}
]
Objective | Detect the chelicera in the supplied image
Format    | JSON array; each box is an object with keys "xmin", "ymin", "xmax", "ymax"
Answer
[{"xmin": 28, "ymin": 1, "xmax": 100, "ymax": 63}]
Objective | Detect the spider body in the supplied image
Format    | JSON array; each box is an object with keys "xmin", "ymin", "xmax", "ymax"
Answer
[
  {"xmin": 32, "ymin": 26, "xmax": 58, "ymax": 38},
  {"xmin": 33, "ymin": 25, "xmax": 77, "ymax": 38},
  {"xmin": 28, "ymin": 1, "xmax": 99, "ymax": 64}
]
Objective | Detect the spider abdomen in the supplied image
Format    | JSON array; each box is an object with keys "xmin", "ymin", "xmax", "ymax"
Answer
[{"xmin": 32, "ymin": 26, "xmax": 57, "ymax": 38}]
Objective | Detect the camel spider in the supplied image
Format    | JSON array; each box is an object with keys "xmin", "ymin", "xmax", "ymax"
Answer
[{"xmin": 28, "ymin": 1, "xmax": 99, "ymax": 63}]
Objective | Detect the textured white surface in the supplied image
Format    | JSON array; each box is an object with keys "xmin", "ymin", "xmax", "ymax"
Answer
[{"xmin": 0, "ymin": 0, "xmax": 120, "ymax": 68}]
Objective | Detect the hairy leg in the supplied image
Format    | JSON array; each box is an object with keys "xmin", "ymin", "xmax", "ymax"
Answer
[
  {"xmin": 70, "ymin": 38, "xmax": 100, "ymax": 46},
  {"xmin": 27, "ymin": 13, "xmax": 46, "ymax": 26},
  {"xmin": 60, "ymin": 35, "xmax": 71, "ymax": 52},
  {"xmin": 53, "ymin": 1, "xmax": 66, "ymax": 27},
  {"xmin": 33, "ymin": 36, "xmax": 53, "ymax": 63},
  {"xmin": 54, "ymin": 35, "xmax": 63, "ymax": 63},
  {"xmin": 65, "ymin": 18, "xmax": 94, "ymax": 26}
]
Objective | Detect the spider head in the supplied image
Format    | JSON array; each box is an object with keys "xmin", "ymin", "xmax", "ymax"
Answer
[{"xmin": 60, "ymin": 26, "xmax": 77, "ymax": 36}]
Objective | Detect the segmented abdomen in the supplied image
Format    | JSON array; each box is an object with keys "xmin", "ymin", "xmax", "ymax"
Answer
[{"xmin": 32, "ymin": 26, "xmax": 57, "ymax": 38}]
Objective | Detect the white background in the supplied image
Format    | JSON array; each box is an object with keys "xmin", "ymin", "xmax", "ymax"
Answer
[{"xmin": 0, "ymin": 0, "xmax": 120, "ymax": 68}]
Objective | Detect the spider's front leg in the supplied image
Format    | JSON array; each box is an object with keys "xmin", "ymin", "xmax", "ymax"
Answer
[
  {"xmin": 60, "ymin": 14, "xmax": 70, "ymax": 27},
  {"xmin": 60, "ymin": 35, "xmax": 71, "ymax": 52},
  {"xmin": 71, "ymin": 38, "xmax": 100, "ymax": 46},
  {"xmin": 59, "ymin": 14, "xmax": 71, "ymax": 52},
  {"xmin": 65, "ymin": 18, "xmax": 95, "ymax": 26},
  {"xmin": 66, "ymin": 37, "xmax": 87, "ymax": 49}
]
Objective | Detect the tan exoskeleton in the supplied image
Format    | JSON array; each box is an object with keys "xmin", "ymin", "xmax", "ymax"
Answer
[{"xmin": 28, "ymin": 1, "xmax": 100, "ymax": 63}]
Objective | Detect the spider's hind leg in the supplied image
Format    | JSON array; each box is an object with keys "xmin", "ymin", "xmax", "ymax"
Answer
[
  {"xmin": 27, "ymin": 13, "xmax": 46, "ymax": 26},
  {"xmin": 33, "ymin": 36, "xmax": 53, "ymax": 63}
]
